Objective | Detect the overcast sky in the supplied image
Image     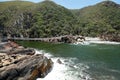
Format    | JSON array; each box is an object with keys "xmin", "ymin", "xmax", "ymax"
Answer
[{"xmin": 0, "ymin": 0, "xmax": 120, "ymax": 9}]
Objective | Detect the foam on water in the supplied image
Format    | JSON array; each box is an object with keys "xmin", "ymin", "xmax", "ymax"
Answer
[
  {"xmin": 35, "ymin": 50, "xmax": 92, "ymax": 80},
  {"xmin": 35, "ymin": 49, "xmax": 53, "ymax": 58},
  {"xmin": 89, "ymin": 41, "xmax": 120, "ymax": 44},
  {"xmin": 73, "ymin": 40, "xmax": 120, "ymax": 46},
  {"xmin": 73, "ymin": 41, "xmax": 90, "ymax": 45},
  {"xmin": 85, "ymin": 37, "xmax": 120, "ymax": 45},
  {"xmin": 35, "ymin": 49, "xmax": 120, "ymax": 80}
]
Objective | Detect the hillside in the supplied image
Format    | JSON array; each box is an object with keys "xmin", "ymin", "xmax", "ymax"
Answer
[
  {"xmin": 29, "ymin": 1, "xmax": 79, "ymax": 38},
  {"xmin": 0, "ymin": 1, "xmax": 120, "ymax": 41},
  {"xmin": 0, "ymin": 1, "xmax": 36, "ymax": 37},
  {"xmin": 0, "ymin": 1, "xmax": 79, "ymax": 38},
  {"xmin": 72, "ymin": 1, "xmax": 120, "ymax": 41}
]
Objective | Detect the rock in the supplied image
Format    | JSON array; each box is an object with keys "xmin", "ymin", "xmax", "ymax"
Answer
[
  {"xmin": 0, "ymin": 41, "xmax": 35, "ymax": 55},
  {"xmin": 61, "ymin": 35, "xmax": 76, "ymax": 43},
  {"xmin": 57, "ymin": 59, "xmax": 62, "ymax": 64},
  {"xmin": 0, "ymin": 54, "xmax": 53, "ymax": 80},
  {"xmin": 9, "ymin": 48, "xmax": 35, "ymax": 55},
  {"xmin": 0, "ymin": 41, "xmax": 21, "ymax": 53},
  {"xmin": 0, "ymin": 41, "xmax": 53, "ymax": 80},
  {"xmin": 0, "ymin": 53, "xmax": 27, "ymax": 67},
  {"xmin": 100, "ymin": 34, "xmax": 120, "ymax": 42},
  {"xmin": 76, "ymin": 36, "xmax": 85, "ymax": 42}
]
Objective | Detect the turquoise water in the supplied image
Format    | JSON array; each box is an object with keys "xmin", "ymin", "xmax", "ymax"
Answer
[{"xmin": 17, "ymin": 41, "xmax": 120, "ymax": 80}]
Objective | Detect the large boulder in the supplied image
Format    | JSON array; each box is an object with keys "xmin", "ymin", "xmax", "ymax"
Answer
[
  {"xmin": 0, "ymin": 41, "xmax": 53, "ymax": 80},
  {"xmin": 61, "ymin": 35, "xmax": 76, "ymax": 43},
  {"xmin": 0, "ymin": 54, "xmax": 53, "ymax": 80}
]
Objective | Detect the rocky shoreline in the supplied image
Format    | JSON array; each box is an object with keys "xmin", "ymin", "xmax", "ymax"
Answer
[
  {"xmin": 9, "ymin": 35, "xmax": 85, "ymax": 43},
  {"xmin": 9, "ymin": 35, "xmax": 120, "ymax": 44},
  {"xmin": 0, "ymin": 41, "xmax": 53, "ymax": 80}
]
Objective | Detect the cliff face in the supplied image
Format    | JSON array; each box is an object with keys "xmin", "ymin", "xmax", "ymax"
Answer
[{"xmin": 0, "ymin": 42, "xmax": 53, "ymax": 80}]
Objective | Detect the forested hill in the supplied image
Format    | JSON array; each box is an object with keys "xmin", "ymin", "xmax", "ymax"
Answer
[
  {"xmin": 71, "ymin": 1, "xmax": 120, "ymax": 41},
  {"xmin": 0, "ymin": 1, "xmax": 120, "ymax": 41},
  {"xmin": 0, "ymin": 1, "xmax": 79, "ymax": 38}
]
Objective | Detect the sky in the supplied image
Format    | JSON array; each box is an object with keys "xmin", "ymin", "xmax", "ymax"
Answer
[{"xmin": 0, "ymin": 0, "xmax": 120, "ymax": 9}]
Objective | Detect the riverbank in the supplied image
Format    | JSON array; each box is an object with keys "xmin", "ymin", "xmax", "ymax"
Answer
[
  {"xmin": 8, "ymin": 35, "xmax": 120, "ymax": 44},
  {"xmin": 0, "ymin": 41, "xmax": 53, "ymax": 80},
  {"xmin": 8, "ymin": 35, "xmax": 78, "ymax": 43},
  {"xmin": 72, "ymin": 37, "xmax": 120, "ymax": 45}
]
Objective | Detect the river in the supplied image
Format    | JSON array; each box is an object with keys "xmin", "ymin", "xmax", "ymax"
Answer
[{"xmin": 17, "ymin": 41, "xmax": 120, "ymax": 80}]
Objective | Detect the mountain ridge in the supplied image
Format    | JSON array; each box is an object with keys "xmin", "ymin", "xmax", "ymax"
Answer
[
  {"xmin": 71, "ymin": 1, "xmax": 120, "ymax": 41},
  {"xmin": 0, "ymin": 1, "xmax": 120, "ymax": 41}
]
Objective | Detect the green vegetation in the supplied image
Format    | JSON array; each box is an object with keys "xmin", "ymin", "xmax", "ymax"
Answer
[
  {"xmin": 0, "ymin": 1, "xmax": 120, "ymax": 41},
  {"xmin": 71, "ymin": 1, "xmax": 120, "ymax": 38},
  {"xmin": 0, "ymin": 1, "xmax": 78, "ymax": 38},
  {"xmin": 29, "ymin": 1, "xmax": 79, "ymax": 38}
]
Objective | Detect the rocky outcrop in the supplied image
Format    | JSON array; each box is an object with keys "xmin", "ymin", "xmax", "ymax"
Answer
[
  {"xmin": 0, "ymin": 54, "xmax": 53, "ymax": 80},
  {"xmin": 61, "ymin": 35, "xmax": 76, "ymax": 43},
  {"xmin": 0, "ymin": 41, "xmax": 22, "ymax": 53},
  {"xmin": 0, "ymin": 41, "xmax": 35, "ymax": 55},
  {"xmin": 100, "ymin": 35, "xmax": 120, "ymax": 42},
  {"xmin": 9, "ymin": 48, "xmax": 35, "ymax": 55},
  {"xmin": 0, "ymin": 41, "xmax": 53, "ymax": 80}
]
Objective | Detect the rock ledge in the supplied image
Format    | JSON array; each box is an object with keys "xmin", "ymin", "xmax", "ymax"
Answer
[{"xmin": 0, "ymin": 41, "xmax": 53, "ymax": 80}]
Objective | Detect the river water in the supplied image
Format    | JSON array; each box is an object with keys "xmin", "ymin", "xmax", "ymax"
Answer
[{"xmin": 17, "ymin": 41, "xmax": 120, "ymax": 80}]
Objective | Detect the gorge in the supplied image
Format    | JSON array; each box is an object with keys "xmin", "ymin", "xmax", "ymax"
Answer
[{"xmin": 0, "ymin": 0, "xmax": 120, "ymax": 42}]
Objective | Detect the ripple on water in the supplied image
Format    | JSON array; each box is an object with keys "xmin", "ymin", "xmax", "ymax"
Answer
[
  {"xmin": 36, "ymin": 50, "xmax": 92, "ymax": 80},
  {"xmin": 36, "ymin": 49, "xmax": 120, "ymax": 80}
]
